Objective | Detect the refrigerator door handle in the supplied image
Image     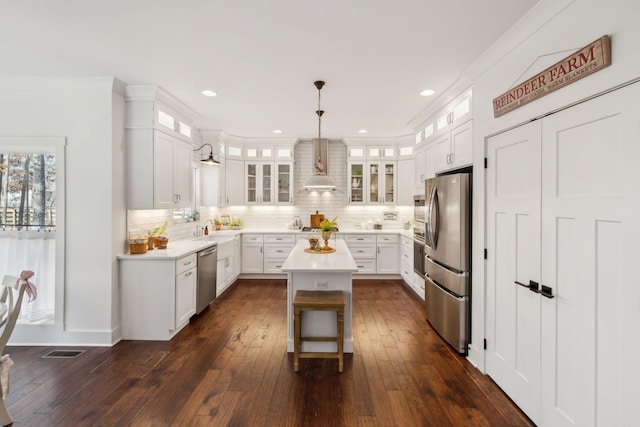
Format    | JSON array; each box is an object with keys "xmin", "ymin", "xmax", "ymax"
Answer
[
  {"xmin": 426, "ymin": 185, "xmax": 437, "ymax": 248},
  {"xmin": 429, "ymin": 186, "xmax": 439, "ymax": 248}
]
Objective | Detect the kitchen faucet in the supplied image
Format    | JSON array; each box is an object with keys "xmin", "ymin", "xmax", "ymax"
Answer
[{"xmin": 194, "ymin": 218, "xmax": 214, "ymax": 237}]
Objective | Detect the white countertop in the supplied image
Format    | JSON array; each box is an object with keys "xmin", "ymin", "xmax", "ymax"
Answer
[
  {"xmin": 118, "ymin": 228, "xmax": 413, "ymax": 260},
  {"xmin": 280, "ymin": 239, "xmax": 358, "ymax": 273}
]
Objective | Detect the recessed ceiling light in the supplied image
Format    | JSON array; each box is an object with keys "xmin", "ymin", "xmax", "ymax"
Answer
[
  {"xmin": 358, "ymin": 129, "xmax": 368, "ymax": 134},
  {"xmin": 202, "ymin": 90, "xmax": 217, "ymax": 97},
  {"xmin": 420, "ymin": 89, "xmax": 435, "ymax": 97},
  {"xmin": 273, "ymin": 129, "xmax": 283, "ymax": 134}
]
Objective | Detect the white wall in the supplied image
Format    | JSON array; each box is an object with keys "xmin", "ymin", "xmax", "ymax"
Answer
[
  {"xmin": 461, "ymin": 0, "xmax": 640, "ymax": 368},
  {"xmin": 0, "ymin": 77, "xmax": 126, "ymax": 345}
]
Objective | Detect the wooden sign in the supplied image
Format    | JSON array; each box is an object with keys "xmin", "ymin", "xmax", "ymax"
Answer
[{"xmin": 493, "ymin": 35, "xmax": 611, "ymax": 117}]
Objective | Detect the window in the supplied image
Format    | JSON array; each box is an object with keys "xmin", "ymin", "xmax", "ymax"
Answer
[
  {"xmin": 0, "ymin": 137, "xmax": 65, "ymax": 325},
  {"xmin": 0, "ymin": 153, "xmax": 56, "ymax": 230}
]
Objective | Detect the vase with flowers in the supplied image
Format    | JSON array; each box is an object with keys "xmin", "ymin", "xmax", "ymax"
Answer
[{"xmin": 318, "ymin": 216, "xmax": 338, "ymax": 251}]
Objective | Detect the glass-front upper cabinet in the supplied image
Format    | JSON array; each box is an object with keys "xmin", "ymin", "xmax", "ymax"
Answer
[
  {"xmin": 277, "ymin": 162, "xmax": 293, "ymax": 204},
  {"xmin": 246, "ymin": 162, "xmax": 273, "ymax": 204},
  {"xmin": 367, "ymin": 161, "xmax": 396, "ymax": 205},
  {"xmin": 348, "ymin": 162, "xmax": 365, "ymax": 204}
]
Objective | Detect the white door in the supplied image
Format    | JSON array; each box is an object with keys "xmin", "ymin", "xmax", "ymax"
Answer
[
  {"xmin": 486, "ymin": 120, "xmax": 542, "ymax": 424},
  {"xmin": 539, "ymin": 83, "xmax": 640, "ymax": 427},
  {"xmin": 486, "ymin": 81, "xmax": 640, "ymax": 427}
]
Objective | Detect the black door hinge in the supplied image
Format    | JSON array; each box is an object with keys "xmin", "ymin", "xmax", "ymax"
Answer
[
  {"xmin": 484, "ymin": 249, "xmax": 487, "ymax": 259},
  {"xmin": 483, "ymin": 338, "xmax": 487, "ymax": 350},
  {"xmin": 484, "ymin": 157, "xmax": 488, "ymax": 169}
]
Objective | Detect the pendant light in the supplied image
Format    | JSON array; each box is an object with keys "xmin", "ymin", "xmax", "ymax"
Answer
[
  {"xmin": 304, "ymin": 80, "xmax": 336, "ymax": 190},
  {"xmin": 193, "ymin": 143, "xmax": 220, "ymax": 165}
]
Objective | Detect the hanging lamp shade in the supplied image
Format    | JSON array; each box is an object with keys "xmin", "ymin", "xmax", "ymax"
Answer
[{"xmin": 304, "ymin": 81, "xmax": 336, "ymax": 190}]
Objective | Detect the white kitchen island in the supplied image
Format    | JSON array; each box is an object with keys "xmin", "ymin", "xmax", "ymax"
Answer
[{"xmin": 281, "ymin": 239, "xmax": 358, "ymax": 353}]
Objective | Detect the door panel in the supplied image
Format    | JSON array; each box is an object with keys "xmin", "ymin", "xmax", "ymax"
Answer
[
  {"xmin": 539, "ymin": 83, "xmax": 640, "ymax": 427},
  {"xmin": 486, "ymin": 120, "xmax": 541, "ymax": 424}
]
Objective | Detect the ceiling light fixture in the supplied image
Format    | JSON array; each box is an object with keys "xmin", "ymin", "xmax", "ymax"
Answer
[
  {"xmin": 202, "ymin": 89, "xmax": 217, "ymax": 97},
  {"xmin": 420, "ymin": 89, "xmax": 435, "ymax": 97},
  {"xmin": 193, "ymin": 143, "xmax": 220, "ymax": 165},
  {"xmin": 358, "ymin": 129, "xmax": 368, "ymax": 134},
  {"xmin": 273, "ymin": 129, "xmax": 283, "ymax": 134},
  {"xmin": 304, "ymin": 80, "xmax": 336, "ymax": 191}
]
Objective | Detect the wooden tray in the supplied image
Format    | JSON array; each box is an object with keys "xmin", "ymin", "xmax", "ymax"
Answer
[{"xmin": 304, "ymin": 247, "xmax": 336, "ymax": 254}]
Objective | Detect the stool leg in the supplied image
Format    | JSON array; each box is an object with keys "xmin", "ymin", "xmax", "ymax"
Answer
[
  {"xmin": 337, "ymin": 308, "xmax": 344, "ymax": 373},
  {"xmin": 293, "ymin": 308, "xmax": 300, "ymax": 372}
]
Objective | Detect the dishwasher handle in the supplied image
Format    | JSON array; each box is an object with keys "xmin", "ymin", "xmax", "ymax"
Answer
[{"xmin": 199, "ymin": 247, "xmax": 217, "ymax": 257}]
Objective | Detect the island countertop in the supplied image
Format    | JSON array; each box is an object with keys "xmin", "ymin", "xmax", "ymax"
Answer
[{"xmin": 281, "ymin": 239, "xmax": 358, "ymax": 273}]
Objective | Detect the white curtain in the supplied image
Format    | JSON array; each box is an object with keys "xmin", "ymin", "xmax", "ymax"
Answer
[{"xmin": 0, "ymin": 230, "xmax": 55, "ymax": 324}]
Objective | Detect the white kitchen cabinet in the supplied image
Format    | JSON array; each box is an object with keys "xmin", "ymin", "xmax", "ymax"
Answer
[
  {"xmin": 263, "ymin": 234, "xmax": 295, "ymax": 273},
  {"xmin": 125, "ymin": 86, "xmax": 198, "ymax": 210},
  {"xmin": 175, "ymin": 262, "xmax": 197, "ymax": 327},
  {"xmin": 435, "ymin": 120, "xmax": 472, "ymax": 173},
  {"xmin": 343, "ymin": 234, "xmax": 377, "ymax": 274},
  {"xmin": 431, "ymin": 89, "xmax": 472, "ymax": 141},
  {"xmin": 400, "ymin": 235, "xmax": 413, "ymax": 286},
  {"xmin": 424, "ymin": 142, "xmax": 437, "ymax": 181},
  {"xmin": 397, "ymin": 158, "xmax": 415, "ymax": 205},
  {"xmin": 232, "ymin": 235, "xmax": 241, "ymax": 279},
  {"xmin": 200, "ymin": 160, "xmax": 220, "ymax": 207},
  {"xmin": 245, "ymin": 161, "xmax": 293, "ymax": 205},
  {"xmin": 367, "ymin": 161, "xmax": 396, "ymax": 204},
  {"xmin": 348, "ymin": 162, "xmax": 365, "ymax": 204},
  {"xmin": 376, "ymin": 235, "xmax": 399, "ymax": 274},
  {"xmin": 242, "ymin": 234, "xmax": 264, "ymax": 273},
  {"xmin": 120, "ymin": 252, "xmax": 198, "ymax": 340},
  {"xmin": 225, "ymin": 158, "xmax": 244, "ymax": 205},
  {"xmin": 414, "ymin": 146, "xmax": 426, "ymax": 192},
  {"xmin": 276, "ymin": 162, "xmax": 294, "ymax": 204},
  {"xmin": 348, "ymin": 161, "xmax": 397, "ymax": 205},
  {"xmin": 246, "ymin": 161, "xmax": 273, "ymax": 204},
  {"xmin": 216, "ymin": 239, "xmax": 235, "ymax": 296}
]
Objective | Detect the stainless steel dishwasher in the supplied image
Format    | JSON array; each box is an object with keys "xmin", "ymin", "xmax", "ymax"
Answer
[{"xmin": 196, "ymin": 244, "xmax": 217, "ymax": 314}]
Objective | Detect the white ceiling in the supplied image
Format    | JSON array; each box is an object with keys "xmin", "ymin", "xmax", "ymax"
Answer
[{"xmin": 0, "ymin": 0, "xmax": 538, "ymax": 140}]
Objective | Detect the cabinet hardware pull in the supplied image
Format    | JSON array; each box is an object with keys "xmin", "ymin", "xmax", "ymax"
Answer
[
  {"xmin": 540, "ymin": 285, "xmax": 555, "ymax": 299},
  {"xmin": 185, "ymin": 271, "xmax": 192, "ymax": 277}
]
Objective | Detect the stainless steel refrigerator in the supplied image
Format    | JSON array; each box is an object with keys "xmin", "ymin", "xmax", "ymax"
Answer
[{"xmin": 424, "ymin": 172, "xmax": 471, "ymax": 353}]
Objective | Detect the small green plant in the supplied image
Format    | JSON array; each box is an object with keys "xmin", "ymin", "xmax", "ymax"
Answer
[
  {"xmin": 319, "ymin": 216, "xmax": 338, "ymax": 232},
  {"xmin": 213, "ymin": 218, "xmax": 223, "ymax": 226},
  {"xmin": 151, "ymin": 221, "xmax": 168, "ymax": 237}
]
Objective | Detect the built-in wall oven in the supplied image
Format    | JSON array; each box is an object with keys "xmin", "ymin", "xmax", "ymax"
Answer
[{"xmin": 413, "ymin": 194, "xmax": 426, "ymax": 275}]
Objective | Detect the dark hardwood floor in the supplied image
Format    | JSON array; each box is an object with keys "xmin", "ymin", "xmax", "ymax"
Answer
[{"xmin": 5, "ymin": 279, "xmax": 533, "ymax": 426}]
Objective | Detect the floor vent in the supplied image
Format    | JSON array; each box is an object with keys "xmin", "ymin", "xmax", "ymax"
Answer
[{"xmin": 42, "ymin": 350, "xmax": 85, "ymax": 359}]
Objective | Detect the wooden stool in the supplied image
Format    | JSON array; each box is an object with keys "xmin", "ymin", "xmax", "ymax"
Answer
[{"xmin": 293, "ymin": 290, "xmax": 345, "ymax": 373}]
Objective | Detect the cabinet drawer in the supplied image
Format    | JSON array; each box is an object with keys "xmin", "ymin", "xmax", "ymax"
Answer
[
  {"xmin": 347, "ymin": 245, "xmax": 376, "ymax": 258},
  {"xmin": 264, "ymin": 234, "xmax": 295, "ymax": 244},
  {"xmin": 401, "ymin": 236, "xmax": 413, "ymax": 250},
  {"xmin": 401, "ymin": 247, "xmax": 413, "ymax": 264},
  {"xmin": 343, "ymin": 234, "xmax": 376, "ymax": 245},
  {"xmin": 401, "ymin": 260, "xmax": 413, "ymax": 284},
  {"xmin": 264, "ymin": 259, "xmax": 287, "ymax": 274},
  {"xmin": 264, "ymin": 244, "xmax": 294, "ymax": 258},
  {"xmin": 176, "ymin": 253, "xmax": 197, "ymax": 275},
  {"xmin": 377, "ymin": 235, "xmax": 398, "ymax": 244},
  {"xmin": 243, "ymin": 234, "xmax": 264, "ymax": 243},
  {"xmin": 353, "ymin": 259, "xmax": 376, "ymax": 274}
]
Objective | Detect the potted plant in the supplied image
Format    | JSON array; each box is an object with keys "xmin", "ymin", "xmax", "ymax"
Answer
[
  {"xmin": 214, "ymin": 218, "xmax": 223, "ymax": 231},
  {"xmin": 151, "ymin": 221, "xmax": 168, "ymax": 248},
  {"xmin": 318, "ymin": 216, "xmax": 338, "ymax": 250}
]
